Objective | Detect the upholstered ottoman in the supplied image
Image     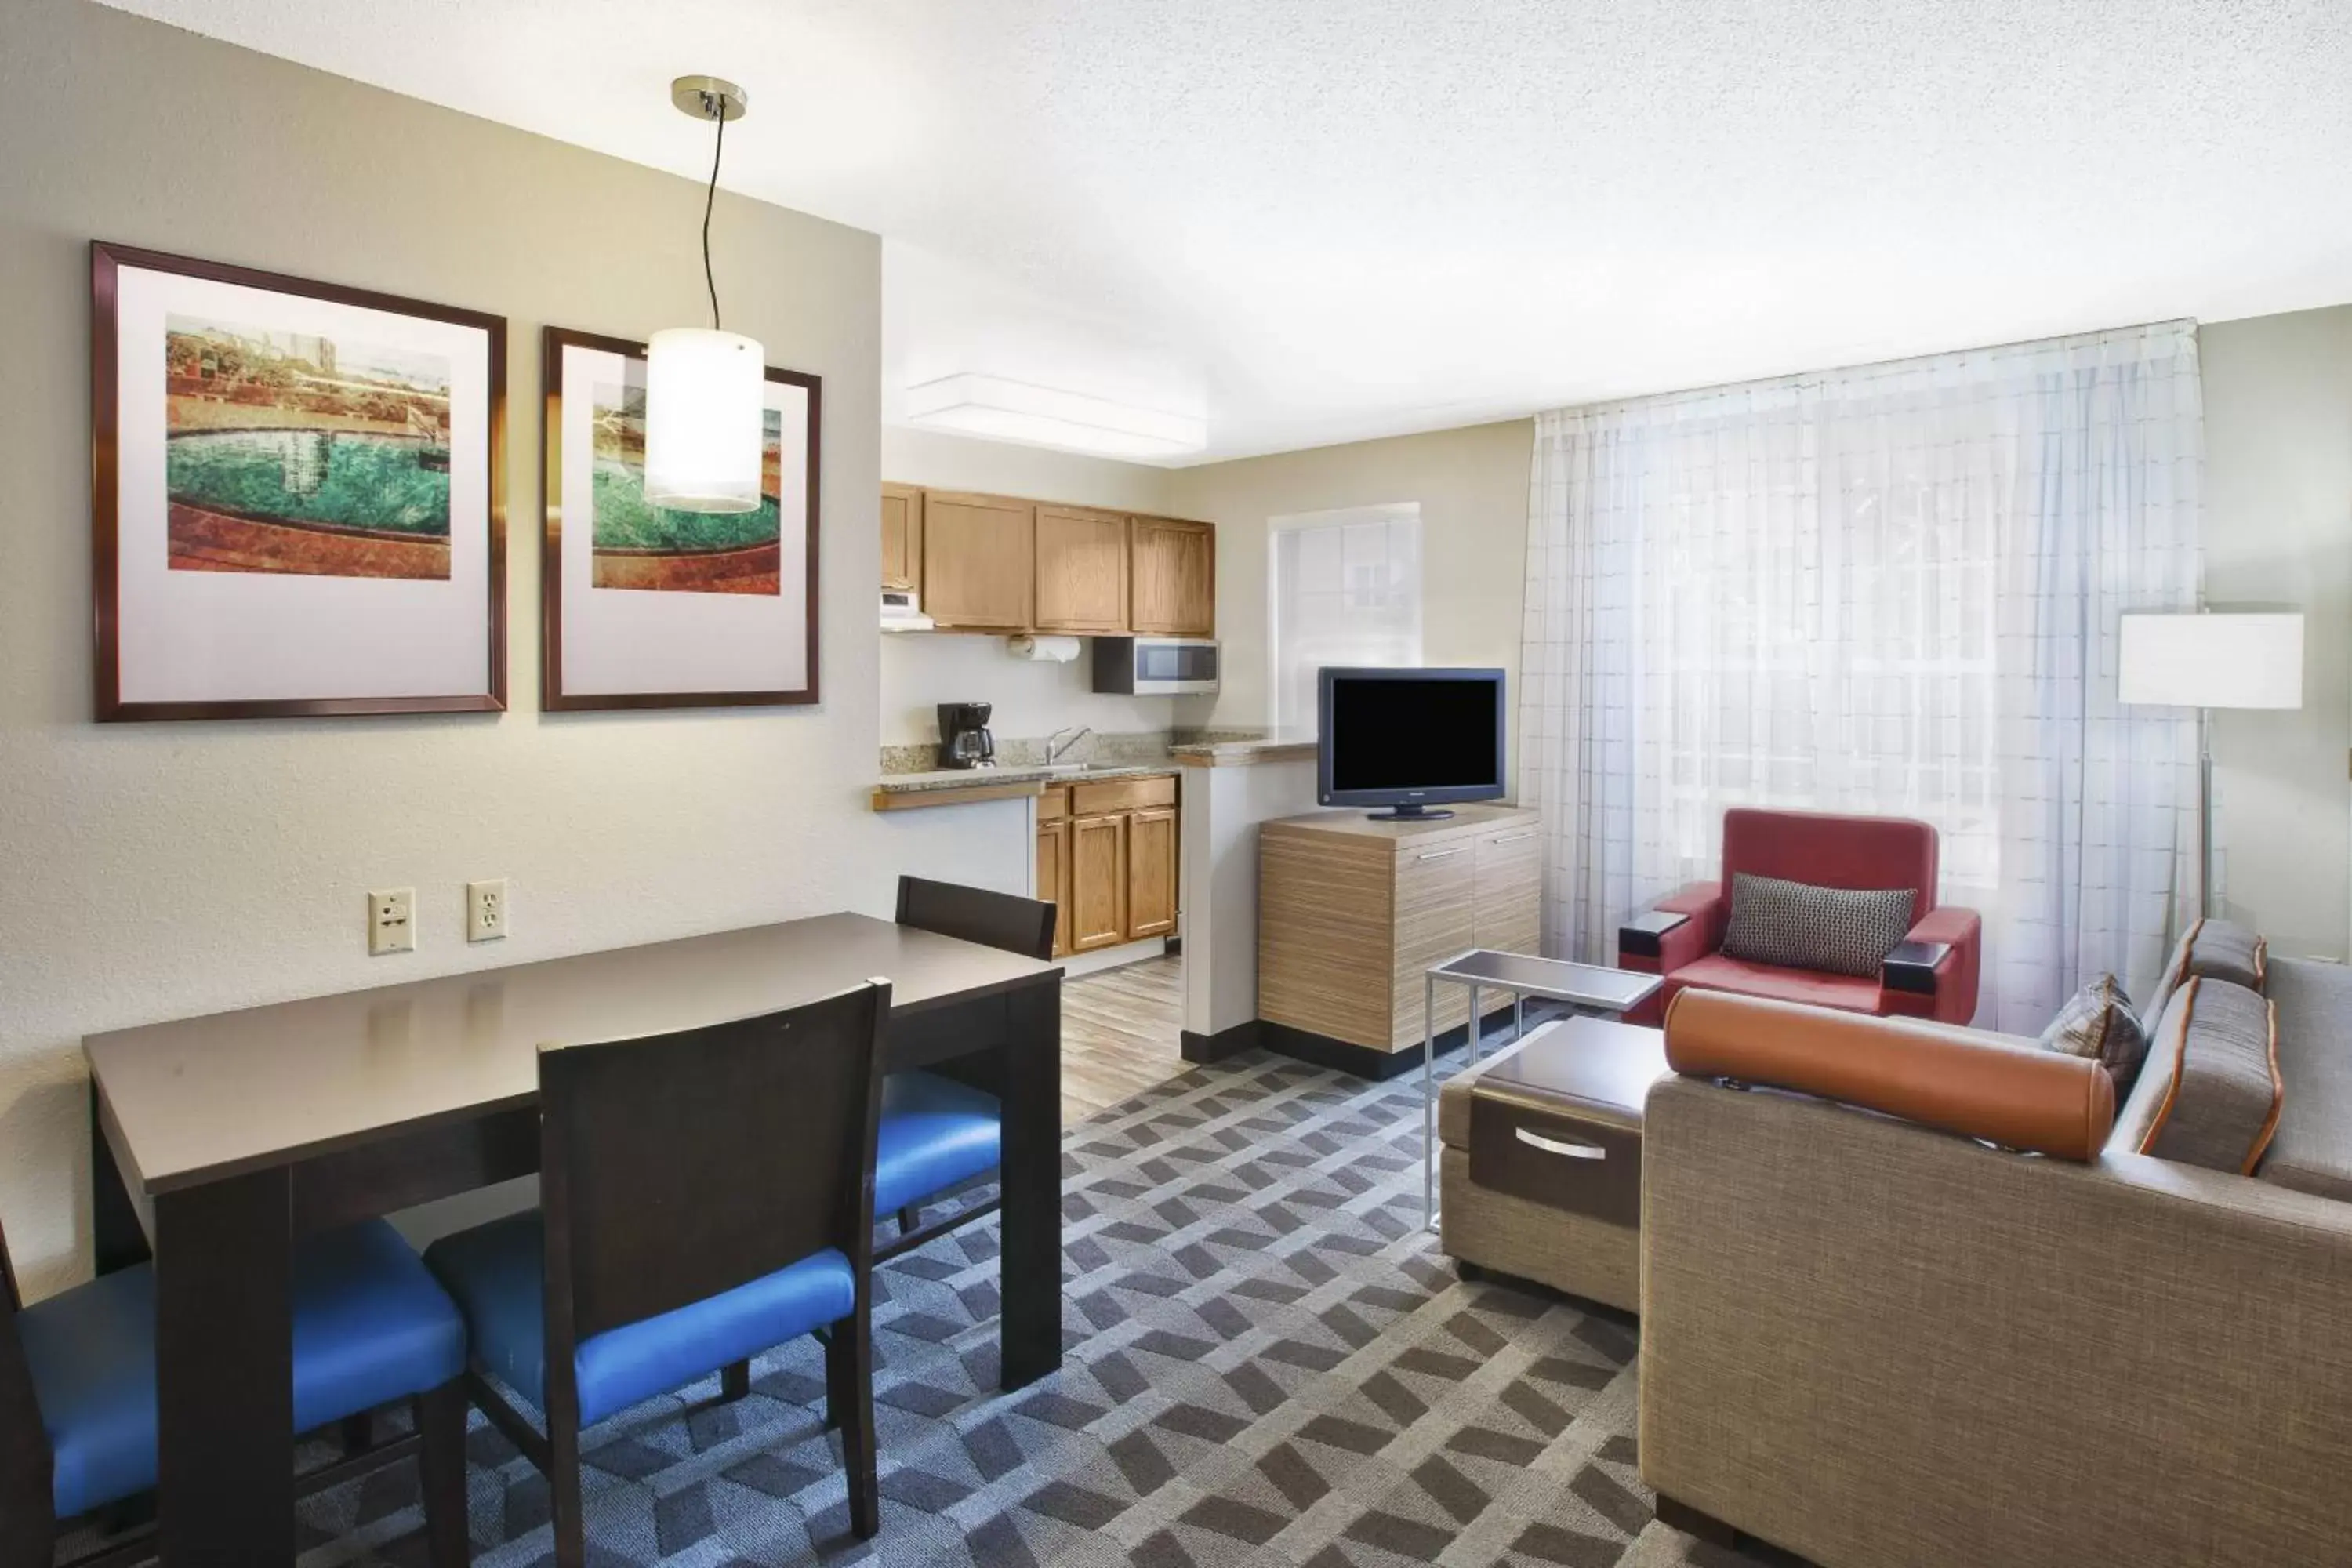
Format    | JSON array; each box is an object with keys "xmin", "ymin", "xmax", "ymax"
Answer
[{"xmin": 1437, "ymin": 1016, "xmax": 1669, "ymax": 1312}]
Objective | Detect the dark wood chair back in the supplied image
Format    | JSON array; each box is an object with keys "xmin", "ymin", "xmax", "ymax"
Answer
[
  {"xmin": 538, "ymin": 980, "xmax": 890, "ymax": 1345},
  {"xmin": 895, "ymin": 875, "xmax": 1055, "ymax": 961}
]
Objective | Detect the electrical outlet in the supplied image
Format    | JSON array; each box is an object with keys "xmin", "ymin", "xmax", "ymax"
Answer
[
  {"xmin": 368, "ymin": 888, "xmax": 416, "ymax": 956},
  {"xmin": 466, "ymin": 878, "xmax": 508, "ymax": 943}
]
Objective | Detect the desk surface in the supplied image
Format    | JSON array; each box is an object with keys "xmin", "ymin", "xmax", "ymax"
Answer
[{"xmin": 85, "ymin": 913, "xmax": 1060, "ymax": 1196}]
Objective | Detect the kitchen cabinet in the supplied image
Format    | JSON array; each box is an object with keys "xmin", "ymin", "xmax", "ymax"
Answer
[
  {"xmin": 1033, "ymin": 506, "xmax": 1131, "ymax": 633},
  {"xmin": 880, "ymin": 483, "xmax": 924, "ymax": 593},
  {"xmin": 880, "ymin": 482, "xmax": 1219, "ymax": 637},
  {"xmin": 1067, "ymin": 813, "xmax": 1129, "ymax": 952},
  {"xmin": 1125, "ymin": 806, "xmax": 1178, "ymax": 939},
  {"xmin": 1036, "ymin": 809, "xmax": 1073, "ymax": 959},
  {"xmin": 1128, "ymin": 517, "xmax": 1216, "ymax": 637},
  {"xmin": 920, "ymin": 491, "xmax": 1033, "ymax": 630},
  {"xmin": 1042, "ymin": 774, "xmax": 1181, "ymax": 953}
]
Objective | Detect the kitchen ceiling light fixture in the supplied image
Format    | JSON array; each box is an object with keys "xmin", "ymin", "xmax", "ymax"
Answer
[
  {"xmin": 644, "ymin": 74, "xmax": 764, "ymax": 514},
  {"xmin": 904, "ymin": 373, "xmax": 1207, "ymax": 461}
]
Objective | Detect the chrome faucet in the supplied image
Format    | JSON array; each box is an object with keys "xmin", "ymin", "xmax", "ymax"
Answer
[{"xmin": 1046, "ymin": 725, "xmax": 1094, "ymax": 764}]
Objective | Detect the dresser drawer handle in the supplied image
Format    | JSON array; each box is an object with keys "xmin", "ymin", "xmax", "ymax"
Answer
[
  {"xmin": 1489, "ymin": 831, "xmax": 1538, "ymax": 845},
  {"xmin": 1417, "ymin": 847, "xmax": 1465, "ymax": 862},
  {"xmin": 1515, "ymin": 1127, "xmax": 1606, "ymax": 1160}
]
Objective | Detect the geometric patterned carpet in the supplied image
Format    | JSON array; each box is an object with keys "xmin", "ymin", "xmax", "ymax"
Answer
[{"xmin": 292, "ymin": 1047, "xmax": 1778, "ymax": 1566}]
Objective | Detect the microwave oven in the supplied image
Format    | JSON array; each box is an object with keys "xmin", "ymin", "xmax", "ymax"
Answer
[{"xmin": 1091, "ymin": 637, "xmax": 1219, "ymax": 696}]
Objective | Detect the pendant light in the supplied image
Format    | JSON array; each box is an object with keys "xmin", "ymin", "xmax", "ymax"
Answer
[{"xmin": 644, "ymin": 75, "xmax": 764, "ymax": 514}]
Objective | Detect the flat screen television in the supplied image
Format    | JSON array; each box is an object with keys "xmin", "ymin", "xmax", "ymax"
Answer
[{"xmin": 1317, "ymin": 666, "xmax": 1507, "ymax": 820}]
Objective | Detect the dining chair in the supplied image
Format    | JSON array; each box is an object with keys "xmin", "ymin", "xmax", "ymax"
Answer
[
  {"xmin": 0, "ymin": 1213, "xmax": 470, "ymax": 1568},
  {"xmin": 423, "ymin": 980, "xmax": 891, "ymax": 1562},
  {"xmin": 879, "ymin": 874, "xmax": 1055, "ymax": 1262}
]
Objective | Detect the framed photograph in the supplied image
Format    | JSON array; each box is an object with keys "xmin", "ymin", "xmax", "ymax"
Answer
[
  {"xmin": 541, "ymin": 327, "xmax": 821, "ymax": 710},
  {"xmin": 91, "ymin": 242, "xmax": 506, "ymax": 720}
]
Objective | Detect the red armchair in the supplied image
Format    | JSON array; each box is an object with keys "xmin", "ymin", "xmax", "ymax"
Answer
[{"xmin": 1618, "ymin": 808, "xmax": 1981, "ymax": 1026}]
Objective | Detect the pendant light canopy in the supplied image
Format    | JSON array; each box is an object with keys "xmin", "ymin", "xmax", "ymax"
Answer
[{"xmin": 645, "ymin": 75, "xmax": 766, "ymax": 516}]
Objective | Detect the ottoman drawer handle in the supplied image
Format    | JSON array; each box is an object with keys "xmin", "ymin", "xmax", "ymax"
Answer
[{"xmin": 1515, "ymin": 1127, "xmax": 1606, "ymax": 1160}]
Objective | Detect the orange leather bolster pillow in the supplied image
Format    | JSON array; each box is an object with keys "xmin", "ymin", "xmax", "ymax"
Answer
[{"xmin": 1664, "ymin": 989, "xmax": 2114, "ymax": 1161}]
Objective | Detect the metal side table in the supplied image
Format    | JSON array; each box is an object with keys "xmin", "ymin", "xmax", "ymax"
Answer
[{"xmin": 1421, "ymin": 950, "xmax": 1663, "ymax": 1229}]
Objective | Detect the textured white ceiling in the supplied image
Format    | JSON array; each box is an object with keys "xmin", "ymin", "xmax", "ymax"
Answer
[{"xmin": 99, "ymin": 0, "xmax": 2352, "ymax": 463}]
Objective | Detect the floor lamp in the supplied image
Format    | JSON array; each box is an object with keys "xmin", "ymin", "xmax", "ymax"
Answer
[{"xmin": 2119, "ymin": 612, "xmax": 2305, "ymax": 919}]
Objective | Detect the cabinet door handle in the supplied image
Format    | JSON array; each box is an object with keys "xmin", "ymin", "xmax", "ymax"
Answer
[
  {"xmin": 1515, "ymin": 1127, "xmax": 1606, "ymax": 1160},
  {"xmin": 1489, "ymin": 831, "xmax": 1538, "ymax": 845},
  {"xmin": 1417, "ymin": 847, "xmax": 1465, "ymax": 862}
]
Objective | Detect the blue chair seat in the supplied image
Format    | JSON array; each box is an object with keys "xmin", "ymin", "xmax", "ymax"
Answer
[
  {"xmin": 14, "ymin": 1218, "xmax": 466, "ymax": 1521},
  {"xmin": 423, "ymin": 1212, "xmax": 854, "ymax": 1429},
  {"xmin": 875, "ymin": 1071, "xmax": 1003, "ymax": 1215}
]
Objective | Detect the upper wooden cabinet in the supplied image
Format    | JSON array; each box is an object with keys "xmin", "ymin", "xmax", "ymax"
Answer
[
  {"xmin": 1129, "ymin": 517, "xmax": 1217, "ymax": 637},
  {"xmin": 920, "ymin": 491, "xmax": 1033, "ymax": 631},
  {"xmin": 882, "ymin": 484, "xmax": 1216, "ymax": 637},
  {"xmin": 880, "ymin": 483, "xmax": 924, "ymax": 593},
  {"xmin": 1034, "ymin": 506, "xmax": 1131, "ymax": 633}
]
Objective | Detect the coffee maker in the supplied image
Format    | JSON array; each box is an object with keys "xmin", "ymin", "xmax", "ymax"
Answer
[{"xmin": 937, "ymin": 702, "xmax": 996, "ymax": 769}]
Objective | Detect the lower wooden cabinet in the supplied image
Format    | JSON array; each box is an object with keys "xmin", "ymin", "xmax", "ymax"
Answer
[
  {"xmin": 1038, "ymin": 776, "xmax": 1181, "ymax": 955},
  {"xmin": 1126, "ymin": 807, "xmax": 1178, "ymax": 938},
  {"xmin": 1258, "ymin": 803, "xmax": 1540, "ymax": 1055},
  {"xmin": 1068, "ymin": 813, "xmax": 1129, "ymax": 951},
  {"xmin": 1036, "ymin": 815, "xmax": 1072, "ymax": 958}
]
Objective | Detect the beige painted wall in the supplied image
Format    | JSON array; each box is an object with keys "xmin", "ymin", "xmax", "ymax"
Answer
[
  {"xmin": 1166, "ymin": 419, "xmax": 1537, "ymax": 750},
  {"xmin": 877, "ymin": 426, "xmax": 1189, "ymax": 747},
  {"xmin": 2202, "ymin": 305, "xmax": 2352, "ymax": 959},
  {"xmin": 0, "ymin": 0, "xmax": 1042, "ymax": 1298}
]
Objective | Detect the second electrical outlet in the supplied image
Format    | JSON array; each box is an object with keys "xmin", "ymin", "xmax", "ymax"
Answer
[{"xmin": 467, "ymin": 878, "xmax": 509, "ymax": 942}]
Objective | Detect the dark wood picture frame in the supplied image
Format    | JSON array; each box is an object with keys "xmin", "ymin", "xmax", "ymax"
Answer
[
  {"xmin": 539, "ymin": 326, "xmax": 822, "ymax": 711},
  {"xmin": 90, "ymin": 241, "xmax": 508, "ymax": 721}
]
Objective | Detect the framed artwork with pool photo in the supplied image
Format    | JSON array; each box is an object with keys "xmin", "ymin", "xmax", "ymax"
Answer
[
  {"xmin": 540, "ymin": 326, "xmax": 821, "ymax": 710},
  {"xmin": 90, "ymin": 241, "xmax": 507, "ymax": 720}
]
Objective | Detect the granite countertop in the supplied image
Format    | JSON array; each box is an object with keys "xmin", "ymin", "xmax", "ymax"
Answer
[
  {"xmin": 1167, "ymin": 729, "xmax": 1319, "ymax": 765},
  {"xmin": 873, "ymin": 760, "xmax": 1181, "ymax": 796}
]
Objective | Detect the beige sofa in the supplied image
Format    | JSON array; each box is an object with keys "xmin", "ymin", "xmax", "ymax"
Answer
[{"xmin": 1640, "ymin": 942, "xmax": 2352, "ymax": 1567}]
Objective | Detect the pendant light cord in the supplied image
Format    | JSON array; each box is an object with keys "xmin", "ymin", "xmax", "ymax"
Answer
[{"xmin": 701, "ymin": 100, "xmax": 726, "ymax": 332}]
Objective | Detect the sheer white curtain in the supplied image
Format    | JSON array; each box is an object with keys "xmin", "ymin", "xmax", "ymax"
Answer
[{"xmin": 1517, "ymin": 322, "xmax": 2203, "ymax": 1029}]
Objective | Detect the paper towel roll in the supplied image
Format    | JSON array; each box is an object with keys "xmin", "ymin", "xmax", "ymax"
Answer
[{"xmin": 1006, "ymin": 634, "xmax": 1083, "ymax": 663}]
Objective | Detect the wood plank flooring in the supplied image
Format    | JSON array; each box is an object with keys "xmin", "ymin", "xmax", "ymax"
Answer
[{"xmin": 1060, "ymin": 954, "xmax": 1186, "ymax": 1125}]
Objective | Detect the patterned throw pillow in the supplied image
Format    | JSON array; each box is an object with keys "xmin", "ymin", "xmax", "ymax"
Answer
[
  {"xmin": 2039, "ymin": 974, "xmax": 2152, "ymax": 1098},
  {"xmin": 1719, "ymin": 872, "xmax": 1917, "ymax": 979}
]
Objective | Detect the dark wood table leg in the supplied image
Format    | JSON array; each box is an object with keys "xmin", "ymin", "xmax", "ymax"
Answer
[
  {"xmin": 154, "ymin": 1167, "xmax": 294, "ymax": 1567},
  {"xmin": 89, "ymin": 1085, "xmax": 150, "ymax": 1276},
  {"xmin": 996, "ymin": 978, "xmax": 1062, "ymax": 1388}
]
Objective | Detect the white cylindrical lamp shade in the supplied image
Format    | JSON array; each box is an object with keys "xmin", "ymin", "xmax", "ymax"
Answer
[
  {"xmin": 643, "ymin": 328, "xmax": 766, "ymax": 514},
  {"xmin": 2118, "ymin": 612, "xmax": 2305, "ymax": 710}
]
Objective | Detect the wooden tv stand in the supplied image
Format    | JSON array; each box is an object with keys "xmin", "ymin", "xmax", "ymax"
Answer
[{"xmin": 1256, "ymin": 803, "xmax": 1541, "ymax": 1077}]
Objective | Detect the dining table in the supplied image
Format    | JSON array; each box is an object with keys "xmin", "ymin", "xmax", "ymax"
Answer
[{"xmin": 81, "ymin": 910, "xmax": 1063, "ymax": 1567}]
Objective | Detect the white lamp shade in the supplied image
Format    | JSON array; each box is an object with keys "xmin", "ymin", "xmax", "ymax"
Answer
[
  {"xmin": 644, "ymin": 328, "xmax": 766, "ymax": 514},
  {"xmin": 2119, "ymin": 612, "xmax": 2304, "ymax": 710}
]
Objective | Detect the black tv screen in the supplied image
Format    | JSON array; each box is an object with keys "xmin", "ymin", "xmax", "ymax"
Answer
[{"xmin": 1318, "ymin": 668, "xmax": 1505, "ymax": 817}]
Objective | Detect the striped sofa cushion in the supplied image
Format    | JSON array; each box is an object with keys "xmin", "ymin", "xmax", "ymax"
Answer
[{"xmin": 2139, "ymin": 977, "xmax": 2284, "ymax": 1175}]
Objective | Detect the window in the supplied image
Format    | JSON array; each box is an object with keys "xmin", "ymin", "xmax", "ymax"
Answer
[{"xmin": 1268, "ymin": 504, "xmax": 1422, "ymax": 732}]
